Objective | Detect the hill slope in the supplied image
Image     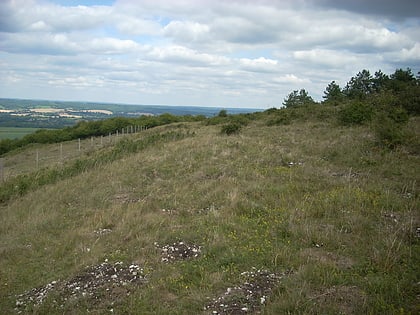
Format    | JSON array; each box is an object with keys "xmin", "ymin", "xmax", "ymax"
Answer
[{"xmin": 1, "ymin": 113, "xmax": 419, "ymax": 314}]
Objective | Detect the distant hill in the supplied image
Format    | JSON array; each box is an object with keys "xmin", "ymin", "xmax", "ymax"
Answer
[{"xmin": 0, "ymin": 98, "xmax": 262, "ymax": 129}]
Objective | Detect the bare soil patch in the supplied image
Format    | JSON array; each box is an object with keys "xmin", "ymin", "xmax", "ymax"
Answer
[
  {"xmin": 155, "ymin": 241, "xmax": 202, "ymax": 262},
  {"xmin": 15, "ymin": 261, "xmax": 147, "ymax": 313},
  {"xmin": 111, "ymin": 193, "xmax": 142, "ymax": 204},
  {"xmin": 204, "ymin": 268, "xmax": 291, "ymax": 314}
]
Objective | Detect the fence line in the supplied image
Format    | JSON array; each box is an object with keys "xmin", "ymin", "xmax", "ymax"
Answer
[{"xmin": 1, "ymin": 125, "xmax": 146, "ymax": 182}]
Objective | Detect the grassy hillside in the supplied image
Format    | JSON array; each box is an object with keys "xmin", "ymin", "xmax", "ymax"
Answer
[{"xmin": 0, "ymin": 109, "xmax": 419, "ymax": 314}]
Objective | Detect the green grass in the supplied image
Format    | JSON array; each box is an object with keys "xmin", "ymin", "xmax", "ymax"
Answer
[
  {"xmin": 0, "ymin": 112, "xmax": 419, "ymax": 314},
  {"xmin": 0, "ymin": 127, "xmax": 41, "ymax": 140}
]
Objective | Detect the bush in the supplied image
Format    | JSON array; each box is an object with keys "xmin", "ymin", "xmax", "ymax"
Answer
[
  {"xmin": 221, "ymin": 123, "xmax": 242, "ymax": 135},
  {"xmin": 338, "ymin": 101, "xmax": 374, "ymax": 125},
  {"xmin": 386, "ymin": 106, "xmax": 409, "ymax": 124},
  {"xmin": 206, "ymin": 116, "xmax": 228, "ymax": 125},
  {"xmin": 373, "ymin": 115, "xmax": 408, "ymax": 149},
  {"xmin": 373, "ymin": 107, "xmax": 410, "ymax": 149},
  {"xmin": 266, "ymin": 109, "xmax": 294, "ymax": 126},
  {"xmin": 218, "ymin": 109, "xmax": 228, "ymax": 117}
]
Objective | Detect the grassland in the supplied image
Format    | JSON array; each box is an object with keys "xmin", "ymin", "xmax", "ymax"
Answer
[
  {"xmin": 0, "ymin": 127, "xmax": 41, "ymax": 140},
  {"xmin": 0, "ymin": 109, "xmax": 419, "ymax": 314}
]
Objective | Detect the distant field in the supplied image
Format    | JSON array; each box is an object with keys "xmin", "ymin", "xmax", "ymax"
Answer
[{"xmin": 0, "ymin": 127, "xmax": 39, "ymax": 139}]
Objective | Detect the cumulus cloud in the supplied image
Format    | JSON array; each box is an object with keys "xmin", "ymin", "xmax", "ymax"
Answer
[
  {"xmin": 1, "ymin": 32, "xmax": 82, "ymax": 55},
  {"xmin": 148, "ymin": 45, "xmax": 229, "ymax": 67},
  {"xmin": 386, "ymin": 43, "xmax": 420, "ymax": 64},
  {"xmin": 0, "ymin": 0, "xmax": 111, "ymax": 33},
  {"xmin": 0, "ymin": 0, "xmax": 418, "ymax": 107},
  {"xmin": 273, "ymin": 74, "xmax": 310, "ymax": 85},
  {"xmin": 239, "ymin": 57, "xmax": 279, "ymax": 73},
  {"xmin": 293, "ymin": 49, "xmax": 360, "ymax": 68},
  {"xmin": 163, "ymin": 20, "xmax": 210, "ymax": 43},
  {"xmin": 115, "ymin": 17, "xmax": 162, "ymax": 36},
  {"xmin": 87, "ymin": 37, "xmax": 141, "ymax": 55}
]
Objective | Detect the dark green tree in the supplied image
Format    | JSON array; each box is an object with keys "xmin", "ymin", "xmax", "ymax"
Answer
[
  {"xmin": 391, "ymin": 68, "xmax": 416, "ymax": 82},
  {"xmin": 323, "ymin": 81, "xmax": 344, "ymax": 104},
  {"xmin": 283, "ymin": 89, "xmax": 316, "ymax": 108},
  {"xmin": 372, "ymin": 70, "xmax": 390, "ymax": 92},
  {"xmin": 388, "ymin": 68, "xmax": 420, "ymax": 115},
  {"xmin": 388, "ymin": 68, "xmax": 417, "ymax": 92},
  {"xmin": 344, "ymin": 69, "xmax": 374, "ymax": 99}
]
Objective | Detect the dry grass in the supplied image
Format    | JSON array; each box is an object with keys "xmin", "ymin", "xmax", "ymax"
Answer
[{"xmin": 0, "ymin": 114, "xmax": 419, "ymax": 314}]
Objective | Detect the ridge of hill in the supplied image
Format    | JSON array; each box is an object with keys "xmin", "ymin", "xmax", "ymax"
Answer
[{"xmin": 0, "ymin": 107, "xmax": 419, "ymax": 314}]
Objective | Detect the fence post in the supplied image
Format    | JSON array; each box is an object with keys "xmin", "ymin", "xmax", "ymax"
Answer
[
  {"xmin": 78, "ymin": 138, "xmax": 81, "ymax": 151},
  {"xmin": 36, "ymin": 150, "xmax": 39, "ymax": 169},
  {"xmin": 60, "ymin": 143, "xmax": 63, "ymax": 162}
]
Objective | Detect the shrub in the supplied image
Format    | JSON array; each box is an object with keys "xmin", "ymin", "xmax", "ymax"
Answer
[
  {"xmin": 373, "ymin": 108, "xmax": 410, "ymax": 149},
  {"xmin": 221, "ymin": 122, "xmax": 242, "ymax": 135},
  {"xmin": 266, "ymin": 110, "xmax": 293, "ymax": 126},
  {"xmin": 230, "ymin": 115, "xmax": 250, "ymax": 126},
  {"xmin": 373, "ymin": 115, "xmax": 408, "ymax": 149},
  {"xmin": 338, "ymin": 101, "xmax": 374, "ymax": 125},
  {"xmin": 218, "ymin": 109, "xmax": 228, "ymax": 117},
  {"xmin": 386, "ymin": 106, "xmax": 409, "ymax": 124},
  {"xmin": 206, "ymin": 115, "xmax": 229, "ymax": 125}
]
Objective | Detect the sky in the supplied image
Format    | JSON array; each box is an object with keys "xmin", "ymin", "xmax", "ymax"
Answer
[{"xmin": 0, "ymin": 0, "xmax": 419, "ymax": 108}]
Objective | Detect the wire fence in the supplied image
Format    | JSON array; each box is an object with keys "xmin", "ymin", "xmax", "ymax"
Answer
[{"xmin": 0, "ymin": 125, "xmax": 147, "ymax": 182}]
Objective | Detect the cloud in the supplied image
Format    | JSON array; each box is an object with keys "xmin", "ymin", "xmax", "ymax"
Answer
[
  {"xmin": 88, "ymin": 37, "xmax": 141, "ymax": 54},
  {"xmin": 0, "ymin": 0, "xmax": 111, "ymax": 33},
  {"xmin": 48, "ymin": 75, "xmax": 106, "ymax": 88},
  {"xmin": 293, "ymin": 49, "xmax": 360, "ymax": 68},
  {"xmin": 147, "ymin": 45, "xmax": 229, "ymax": 67},
  {"xmin": 115, "ymin": 17, "xmax": 162, "ymax": 36},
  {"xmin": 0, "ymin": 0, "xmax": 419, "ymax": 107},
  {"xmin": 239, "ymin": 57, "xmax": 279, "ymax": 73},
  {"xmin": 0, "ymin": 0, "xmax": 33, "ymax": 32},
  {"xmin": 386, "ymin": 43, "xmax": 420, "ymax": 64},
  {"xmin": 163, "ymin": 20, "xmax": 210, "ymax": 43},
  {"xmin": 1, "ymin": 32, "xmax": 82, "ymax": 55},
  {"xmin": 314, "ymin": 0, "xmax": 420, "ymax": 20},
  {"xmin": 272, "ymin": 74, "xmax": 310, "ymax": 85}
]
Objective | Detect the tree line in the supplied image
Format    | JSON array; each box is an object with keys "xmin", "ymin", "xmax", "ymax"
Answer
[
  {"xmin": 283, "ymin": 68, "xmax": 419, "ymax": 115},
  {"xmin": 280, "ymin": 68, "xmax": 419, "ymax": 149}
]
